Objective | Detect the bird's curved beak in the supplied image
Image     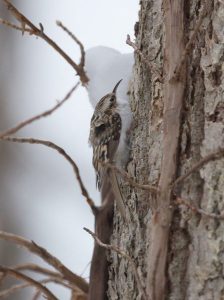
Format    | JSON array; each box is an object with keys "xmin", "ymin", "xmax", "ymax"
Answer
[{"xmin": 112, "ymin": 79, "xmax": 122, "ymax": 94}]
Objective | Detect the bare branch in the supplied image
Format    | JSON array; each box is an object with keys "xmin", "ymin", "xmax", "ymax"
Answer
[
  {"xmin": 147, "ymin": 2, "xmax": 186, "ymax": 299},
  {"xmin": 71, "ymin": 289, "xmax": 88, "ymax": 300},
  {"xmin": 32, "ymin": 277, "xmax": 86, "ymax": 300},
  {"xmin": 84, "ymin": 227, "xmax": 148, "ymax": 300},
  {"xmin": 1, "ymin": 0, "xmax": 89, "ymax": 85},
  {"xmin": 107, "ymin": 147, "xmax": 224, "ymax": 198},
  {"xmin": 14, "ymin": 265, "xmax": 85, "ymax": 292},
  {"xmin": 37, "ymin": 277, "xmax": 83, "ymax": 293},
  {"xmin": 32, "ymin": 290, "xmax": 42, "ymax": 300},
  {"xmin": 33, "ymin": 281, "xmax": 87, "ymax": 300},
  {"xmin": 0, "ymin": 231, "xmax": 89, "ymax": 293},
  {"xmin": 56, "ymin": 21, "xmax": 85, "ymax": 68},
  {"xmin": 0, "ymin": 276, "xmax": 85, "ymax": 299},
  {"xmin": 14, "ymin": 263, "xmax": 62, "ymax": 279},
  {"xmin": 175, "ymin": 196, "xmax": 224, "ymax": 220},
  {"xmin": 0, "ymin": 17, "xmax": 32, "ymax": 33},
  {"xmin": 0, "ymin": 83, "xmax": 79, "ymax": 139},
  {"xmin": 173, "ymin": 148, "xmax": 224, "ymax": 188},
  {"xmin": 0, "ymin": 266, "xmax": 59, "ymax": 300},
  {"xmin": 105, "ymin": 162, "xmax": 158, "ymax": 193},
  {"xmin": 126, "ymin": 34, "xmax": 163, "ymax": 82},
  {"xmin": 0, "ymin": 136, "xmax": 96, "ymax": 212},
  {"xmin": 0, "ymin": 282, "xmax": 30, "ymax": 299}
]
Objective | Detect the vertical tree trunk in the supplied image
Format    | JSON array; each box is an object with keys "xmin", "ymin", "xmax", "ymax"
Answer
[{"xmin": 108, "ymin": 0, "xmax": 224, "ymax": 299}]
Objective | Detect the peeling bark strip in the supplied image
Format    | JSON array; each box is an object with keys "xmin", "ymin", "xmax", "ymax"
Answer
[{"xmin": 147, "ymin": 1, "xmax": 186, "ymax": 299}]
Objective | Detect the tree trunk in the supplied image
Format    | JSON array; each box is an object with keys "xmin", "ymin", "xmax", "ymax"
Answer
[{"xmin": 107, "ymin": 0, "xmax": 224, "ymax": 299}]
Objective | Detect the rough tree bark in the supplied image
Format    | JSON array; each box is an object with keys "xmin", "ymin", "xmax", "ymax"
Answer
[{"xmin": 107, "ymin": 0, "xmax": 224, "ymax": 299}]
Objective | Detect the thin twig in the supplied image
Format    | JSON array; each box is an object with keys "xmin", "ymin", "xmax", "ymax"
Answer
[
  {"xmin": 0, "ymin": 83, "xmax": 79, "ymax": 139},
  {"xmin": 175, "ymin": 196, "xmax": 224, "ymax": 220},
  {"xmin": 147, "ymin": 2, "xmax": 186, "ymax": 299},
  {"xmin": 0, "ymin": 17, "xmax": 33, "ymax": 33},
  {"xmin": 0, "ymin": 136, "xmax": 96, "ymax": 212},
  {"xmin": 32, "ymin": 289, "xmax": 42, "ymax": 300},
  {"xmin": 126, "ymin": 34, "xmax": 163, "ymax": 82},
  {"xmin": 79, "ymin": 261, "xmax": 91, "ymax": 277},
  {"xmin": 0, "ymin": 276, "xmax": 83, "ymax": 299},
  {"xmin": 36, "ymin": 277, "xmax": 82, "ymax": 293},
  {"xmin": 0, "ymin": 231, "xmax": 89, "ymax": 293},
  {"xmin": 173, "ymin": 3, "xmax": 208, "ymax": 80},
  {"xmin": 32, "ymin": 279, "xmax": 86, "ymax": 300},
  {"xmin": 173, "ymin": 148, "xmax": 224, "ymax": 188},
  {"xmin": 2, "ymin": 0, "xmax": 89, "ymax": 84},
  {"xmin": 84, "ymin": 227, "xmax": 148, "ymax": 300},
  {"xmin": 0, "ymin": 282, "xmax": 30, "ymax": 298},
  {"xmin": 105, "ymin": 162, "xmax": 158, "ymax": 193},
  {"xmin": 14, "ymin": 263, "xmax": 62, "ymax": 279},
  {"xmin": 15, "ymin": 266, "xmax": 83, "ymax": 292},
  {"xmin": 0, "ymin": 266, "xmax": 59, "ymax": 300},
  {"xmin": 56, "ymin": 21, "xmax": 85, "ymax": 68}
]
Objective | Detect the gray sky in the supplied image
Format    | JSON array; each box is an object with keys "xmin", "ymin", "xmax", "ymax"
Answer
[{"xmin": 0, "ymin": 1, "xmax": 138, "ymax": 298}]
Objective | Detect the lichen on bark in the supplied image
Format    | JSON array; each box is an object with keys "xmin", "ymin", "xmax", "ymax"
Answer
[
  {"xmin": 177, "ymin": 1, "xmax": 224, "ymax": 299},
  {"xmin": 108, "ymin": 0, "xmax": 164, "ymax": 299},
  {"xmin": 107, "ymin": 0, "xmax": 224, "ymax": 299}
]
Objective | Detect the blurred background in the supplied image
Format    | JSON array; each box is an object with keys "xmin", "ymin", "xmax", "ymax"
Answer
[{"xmin": 0, "ymin": 0, "xmax": 138, "ymax": 298}]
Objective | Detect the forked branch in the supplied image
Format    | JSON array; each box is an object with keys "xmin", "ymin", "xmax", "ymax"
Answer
[
  {"xmin": 1, "ymin": 0, "xmax": 89, "ymax": 84},
  {"xmin": 0, "ymin": 266, "xmax": 59, "ymax": 300},
  {"xmin": 0, "ymin": 17, "xmax": 32, "ymax": 33},
  {"xmin": 14, "ymin": 263, "xmax": 62, "ymax": 279},
  {"xmin": 0, "ymin": 231, "xmax": 89, "ymax": 294},
  {"xmin": 0, "ymin": 275, "xmax": 84, "ymax": 299}
]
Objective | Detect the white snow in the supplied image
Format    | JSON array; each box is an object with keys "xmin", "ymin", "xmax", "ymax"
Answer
[
  {"xmin": 85, "ymin": 46, "xmax": 134, "ymax": 166},
  {"xmin": 85, "ymin": 46, "xmax": 134, "ymax": 107}
]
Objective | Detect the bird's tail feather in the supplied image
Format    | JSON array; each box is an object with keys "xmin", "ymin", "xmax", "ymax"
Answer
[{"xmin": 108, "ymin": 168, "xmax": 129, "ymax": 221}]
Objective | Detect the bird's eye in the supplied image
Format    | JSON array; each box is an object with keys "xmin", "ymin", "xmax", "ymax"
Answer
[{"xmin": 110, "ymin": 96, "xmax": 115, "ymax": 102}]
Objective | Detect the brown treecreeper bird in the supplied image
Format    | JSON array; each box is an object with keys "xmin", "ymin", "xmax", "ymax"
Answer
[{"xmin": 89, "ymin": 79, "xmax": 128, "ymax": 220}]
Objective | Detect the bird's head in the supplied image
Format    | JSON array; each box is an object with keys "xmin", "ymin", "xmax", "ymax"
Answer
[{"xmin": 94, "ymin": 79, "xmax": 122, "ymax": 115}]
